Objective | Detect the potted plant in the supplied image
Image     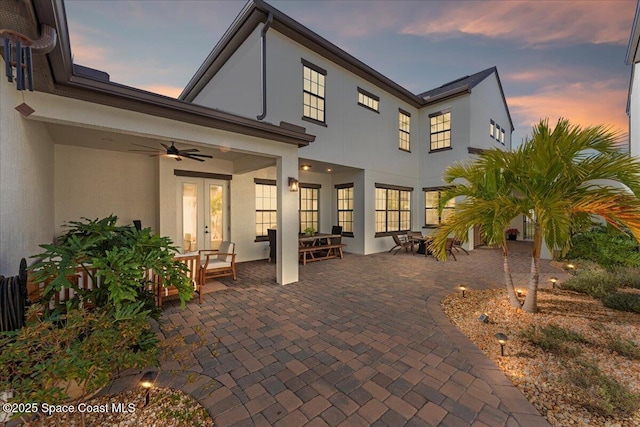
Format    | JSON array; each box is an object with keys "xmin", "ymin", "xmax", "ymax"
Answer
[
  {"xmin": 304, "ymin": 227, "xmax": 316, "ymax": 237},
  {"xmin": 506, "ymin": 228, "xmax": 520, "ymax": 240}
]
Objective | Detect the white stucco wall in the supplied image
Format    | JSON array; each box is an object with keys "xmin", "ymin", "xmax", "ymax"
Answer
[
  {"xmin": 0, "ymin": 74, "xmax": 55, "ymax": 275},
  {"xmin": 54, "ymin": 145, "xmax": 159, "ymax": 236},
  {"xmin": 330, "ymin": 170, "xmax": 365, "ymax": 254},
  {"xmin": 630, "ymin": 63, "xmax": 640, "ymax": 158},
  {"xmin": 469, "ymin": 74, "xmax": 512, "ymax": 151},
  {"xmin": 298, "ymin": 169, "xmax": 334, "ymax": 234},
  {"xmin": 192, "ymin": 27, "xmax": 262, "ymax": 119}
]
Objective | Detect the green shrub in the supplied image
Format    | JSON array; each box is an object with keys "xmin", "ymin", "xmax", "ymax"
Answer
[
  {"xmin": 561, "ymin": 267, "xmax": 619, "ymax": 299},
  {"xmin": 607, "ymin": 336, "xmax": 640, "ymax": 360},
  {"xmin": 602, "ymin": 292, "xmax": 640, "ymax": 313},
  {"xmin": 567, "ymin": 358, "xmax": 640, "ymax": 416},
  {"xmin": 522, "ymin": 323, "xmax": 586, "ymax": 355},
  {"xmin": 565, "ymin": 225, "xmax": 640, "ymax": 268},
  {"xmin": 610, "ymin": 267, "xmax": 640, "ymax": 289}
]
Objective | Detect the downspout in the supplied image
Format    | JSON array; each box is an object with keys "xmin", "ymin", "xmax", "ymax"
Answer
[{"xmin": 257, "ymin": 12, "xmax": 273, "ymax": 121}]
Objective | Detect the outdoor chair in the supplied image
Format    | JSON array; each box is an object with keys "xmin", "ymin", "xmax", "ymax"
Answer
[
  {"xmin": 452, "ymin": 238, "xmax": 469, "ymax": 255},
  {"xmin": 199, "ymin": 242, "xmax": 237, "ymax": 302},
  {"xmin": 158, "ymin": 252, "xmax": 199, "ymax": 306},
  {"xmin": 330, "ymin": 225, "xmax": 343, "ymax": 244},
  {"xmin": 445, "ymin": 238, "xmax": 457, "ymax": 261},
  {"xmin": 389, "ymin": 233, "xmax": 414, "ymax": 255}
]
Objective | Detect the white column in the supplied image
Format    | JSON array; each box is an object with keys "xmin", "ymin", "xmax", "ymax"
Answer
[{"xmin": 276, "ymin": 150, "xmax": 299, "ymax": 285}]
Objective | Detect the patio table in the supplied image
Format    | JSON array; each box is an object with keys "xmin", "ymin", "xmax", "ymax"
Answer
[{"xmin": 298, "ymin": 233, "xmax": 345, "ymax": 264}]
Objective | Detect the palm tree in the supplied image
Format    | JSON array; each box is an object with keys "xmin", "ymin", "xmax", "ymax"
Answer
[
  {"xmin": 429, "ymin": 149, "xmax": 524, "ymax": 308},
  {"xmin": 431, "ymin": 118, "xmax": 640, "ymax": 313}
]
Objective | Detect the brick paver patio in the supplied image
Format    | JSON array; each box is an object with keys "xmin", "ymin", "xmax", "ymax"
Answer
[{"xmin": 109, "ymin": 241, "xmax": 557, "ymax": 426}]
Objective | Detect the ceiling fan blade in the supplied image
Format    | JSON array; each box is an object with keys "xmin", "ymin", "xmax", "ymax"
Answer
[
  {"xmin": 129, "ymin": 149, "xmax": 161, "ymax": 153},
  {"xmin": 184, "ymin": 153, "xmax": 213, "ymax": 159},
  {"xmin": 174, "ymin": 156, "xmax": 182, "ymax": 161},
  {"xmin": 178, "ymin": 148, "xmax": 200, "ymax": 153},
  {"xmin": 161, "ymin": 143, "xmax": 170, "ymax": 150},
  {"xmin": 182, "ymin": 154, "xmax": 205, "ymax": 162},
  {"xmin": 131, "ymin": 143, "xmax": 158, "ymax": 150}
]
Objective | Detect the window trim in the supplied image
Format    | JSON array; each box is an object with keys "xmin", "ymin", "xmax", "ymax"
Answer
[
  {"xmin": 429, "ymin": 110, "xmax": 451, "ymax": 152},
  {"xmin": 255, "ymin": 179, "xmax": 277, "ymax": 240},
  {"xmin": 423, "ymin": 186, "xmax": 454, "ymax": 228},
  {"xmin": 374, "ymin": 184, "xmax": 413, "ymax": 237},
  {"xmin": 490, "ymin": 119, "xmax": 495, "ymax": 139},
  {"xmin": 357, "ymin": 87, "xmax": 380, "ymax": 113},
  {"xmin": 302, "ymin": 59, "xmax": 327, "ymax": 125},
  {"xmin": 500, "ymin": 128, "xmax": 505, "ymax": 145},
  {"xmin": 299, "ymin": 183, "xmax": 320, "ymax": 234},
  {"xmin": 335, "ymin": 183, "xmax": 355, "ymax": 237},
  {"xmin": 398, "ymin": 108, "xmax": 411, "ymax": 152}
]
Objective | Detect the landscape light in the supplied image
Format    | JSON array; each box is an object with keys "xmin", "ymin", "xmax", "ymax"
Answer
[
  {"xmin": 459, "ymin": 285, "xmax": 466, "ymax": 298},
  {"xmin": 495, "ymin": 333, "xmax": 509, "ymax": 356},
  {"xmin": 516, "ymin": 289, "xmax": 523, "ymax": 298},
  {"xmin": 549, "ymin": 277, "xmax": 558, "ymax": 290},
  {"xmin": 478, "ymin": 313, "xmax": 489, "ymax": 324},
  {"xmin": 140, "ymin": 371, "xmax": 157, "ymax": 406}
]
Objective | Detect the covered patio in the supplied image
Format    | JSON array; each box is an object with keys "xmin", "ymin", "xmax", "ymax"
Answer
[{"xmin": 104, "ymin": 241, "xmax": 555, "ymax": 426}]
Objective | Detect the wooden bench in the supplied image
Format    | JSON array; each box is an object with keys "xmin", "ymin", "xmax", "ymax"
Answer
[{"xmin": 298, "ymin": 244, "xmax": 346, "ymax": 265}]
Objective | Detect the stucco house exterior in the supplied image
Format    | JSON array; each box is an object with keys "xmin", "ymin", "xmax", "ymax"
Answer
[
  {"xmin": 0, "ymin": 0, "xmax": 513, "ymax": 285},
  {"xmin": 628, "ymin": 1, "xmax": 640, "ymax": 157}
]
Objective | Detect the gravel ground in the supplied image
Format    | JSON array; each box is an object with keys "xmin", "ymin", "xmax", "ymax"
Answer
[
  {"xmin": 442, "ymin": 287, "xmax": 640, "ymax": 427},
  {"xmin": 15, "ymin": 388, "xmax": 213, "ymax": 427}
]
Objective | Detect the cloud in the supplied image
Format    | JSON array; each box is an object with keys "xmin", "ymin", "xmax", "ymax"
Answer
[
  {"xmin": 401, "ymin": 1, "xmax": 635, "ymax": 47},
  {"xmin": 68, "ymin": 22, "xmax": 111, "ymax": 66},
  {"xmin": 508, "ymin": 80, "xmax": 628, "ymax": 136},
  {"xmin": 138, "ymin": 85, "xmax": 183, "ymax": 98}
]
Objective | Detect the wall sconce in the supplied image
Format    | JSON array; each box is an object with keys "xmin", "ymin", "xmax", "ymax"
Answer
[
  {"xmin": 140, "ymin": 371, "xmax": 158, "ymax": 406},
  {"xmin": 459, "ymin": 285, "xmax": 466, "ymax": 298},
  {"xmin": 288, "ymin": 177, "xmax": 299, "ymax": 192},
  {"xmin": 495, "ymin": 333, "xmax": 508, "ymax": 356}
]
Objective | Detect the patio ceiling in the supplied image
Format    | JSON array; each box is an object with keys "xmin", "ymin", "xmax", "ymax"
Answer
[{"xmin": 298, "ymin": 158, "xmax": 360, "ymax": 175}]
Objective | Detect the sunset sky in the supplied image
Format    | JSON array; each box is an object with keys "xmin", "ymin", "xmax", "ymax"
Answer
[{"xmin": 65, "ymin": 0, "xmax": 636, "ymax": 146}]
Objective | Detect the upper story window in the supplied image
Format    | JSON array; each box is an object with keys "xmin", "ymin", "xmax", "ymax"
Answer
[
  {"xmin": 255, "ymin": 179, "xmax": 277, "ymax": 239},
  {"xmin": 430, "ymin": 111, "xmax": 451, "ymax": 151},
  {"xmin": 336, "ymin": 183, "xmax": 354, "ymax": 237},
  {"xmin": 424, "ymin": 189, "xmax": 454, "ymax": 227},
  {"xmin": 357, "ymin": 87, "xmax": 379, "ymax": 112},
  {"xmin": 299, "ymin": 184, "xmax": 320, "ymax": 233},
  {"xmin": 490, "ymin": 120, "xmax": 495, "ymax": 138},
  {"xmin": 375, "ymin": 184, "xmax": 412, "ymax": 236},
  {"xmin": 302, "ymin": 59, "xmax": 326, "ymax": 125},
  {"xmin": 500, "ymin": 128, "xmax": 506, "ymax": 145},
  {"xmin": 399, "ymin": 109, "xmax": 411, "ymax": 152},
  {"xmin": 495, "ymin": 124, "xmax": 501, "ymax": 140}
]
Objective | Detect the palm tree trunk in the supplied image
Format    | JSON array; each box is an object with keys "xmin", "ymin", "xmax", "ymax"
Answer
[
  {"xmin": 502, "ymin": 243, "xmax": 520, "ymax": 308},
  {"xmin": 522, "ymin": 225, "xmax": 542, "ymax": 313}
]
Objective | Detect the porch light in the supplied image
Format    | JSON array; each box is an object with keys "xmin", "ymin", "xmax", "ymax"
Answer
[
  {"xmin": 288, "ymin": 177, "xmax": 299, "ymax": 192},
  {"xmin": 495, "ymin": 333, "xmax": 508, "ymax": 356},
  {"xmin": 326, "ymin": 168, "xmax": 332, "ymax": 172},
  {"xmin": 140, "ymin": 371, "xmax": 157, "ymax": 406},
  {"xmin": 167, "ymin": 153, "xmax": 180, "ymax": 159},
  {"xmin": 301, "ymin": 164, "xmax": 311, "ymax": 171},
  {"xmin": 459, "ymin": 285, "xmax": 466, "ymax": 298}
]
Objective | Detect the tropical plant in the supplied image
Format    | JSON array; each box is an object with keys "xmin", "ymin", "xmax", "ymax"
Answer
[
  {"xmin": 565, "ymin": 224, "xmax": 640, "ymax": 268},
  {"xmin": 431, "ymin": 118, "xmax": 640, "ymax": 313}
]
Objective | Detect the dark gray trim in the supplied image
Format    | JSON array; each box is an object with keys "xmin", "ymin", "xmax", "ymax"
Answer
[
  {"xmin": 334, "ymin": 183, "xmax": 354, "ymax": 189},
  {"xmin": 429, "ymin": 109, "xmax": 451, "ymax": 118},
  {"xmin": 300, "ymin": 182, "xmax": 321, "ymax": 189},
  {"xmin": 302, "ymin": 116, "xmax": 327, "ymax": 127},
  {"xmin": 358, "ymin": 102, "xmax": 380, "ymax": 114},
  {"xmin": 375, "ymin": 183, "xmax": 413, "ymax": 192},
  {"xmin": 375, "ymin": 230, "xmax": 410, "ymax": 238},
  {"xmin": 357, "ymin": 87, "xmax": 379, "ymax": 101},
  {"xmin": 398, "ymin": 108, "xmax": 411, "ymax": 117},
  {"xmin": 422, "ymin": 186, "xmax": 450, "ymax": 192},
  {"xmin": 174, "ymin": 170, "xmax": 232, "ymax": 180},
  {"xmin": 467, "ymin": 147, "xmax": 486, "ymax": 155},
  {"xmin": 254, "ymin": 178, "xmax": 276, "ymax": 185},
  {"xmin": 399, "ymin": 148, "xmax": 411, "ymax": 153},
  {"xmin": 342, "ymin": 232, "xmax": 354, "ymax": 238},
  {"xmin": 429, "ymin": 147, "xmax": 453, "ymax": 154},
  {"xmin": 301, "ymin": 58, "xmax": 327, "ymax": 75},
  {"xmin": 255, "ymin": 236, "xmax": 269, "ymax": 242}
]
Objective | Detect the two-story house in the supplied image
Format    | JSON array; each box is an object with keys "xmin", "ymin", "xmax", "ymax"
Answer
[
  {"xmin": 179, "ymin": 0, "xmax": 514, "ymax": 255},
  {"xmin": 628, "ymin": 1, "xmax": 640, "ymax": 157}
]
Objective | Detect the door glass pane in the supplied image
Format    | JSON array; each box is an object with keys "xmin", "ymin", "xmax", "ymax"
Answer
[
  {"xmin": 209, "ymin": 184, "xmax": 223, "ymax": 250},
  {"xmin": 182, "ymin": 183, "xmax": 198, "ymax": 252}
]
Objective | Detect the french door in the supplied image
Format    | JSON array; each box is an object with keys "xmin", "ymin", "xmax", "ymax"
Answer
[{"xmin": 177, "ymin": 178, "xmax": 228, "ymax": 252}]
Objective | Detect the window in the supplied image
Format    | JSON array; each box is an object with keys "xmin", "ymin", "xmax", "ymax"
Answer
[
  {"xmin": 399, "ymin": 109, "xmax": 411, "ymax": 151},
  {"xmin": 500, "ymin": 128, "xmax": 505, "ymax": 145},
  {"xmin": 302, "ymin": 60, "xmax": 326, "ymax": 124},
  {"xmin": 255, "ymin": 179, "xmax": 277, "ymax": 238},
  {"xmin": 490, "ymin": 119, "xmax": 495, "ymax": 138},
  {"xmin": 495, "ymin": 124, "xmax": 501, "ymax": 140},
  {"xmin": 424, "ymin": 189, "xmax": 455, "ymax": 226},
  {"xmin": 375, "ymin": 184, "xmax": 412, "ymax": 235},
  {"xmin": 357, "ymin": 87, "xmax": 379, "ymax": 112},
  {"xmin": 430, "ymin": 111, "xmax": 451, "ymax": 151},
  {"xmin": 336, "ymin": 184, "xmax": 354, "ymax": 236},
  {"xmin": 299, "ymin": 185, "xmax": 320, "ymax": 233}
]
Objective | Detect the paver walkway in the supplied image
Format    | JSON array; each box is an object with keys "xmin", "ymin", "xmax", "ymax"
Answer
[{"xmin": 132, "ymin": 242, "xmax": 556, "ymax": 426}]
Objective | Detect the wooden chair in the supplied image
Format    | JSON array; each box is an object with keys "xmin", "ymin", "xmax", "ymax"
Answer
[
  {"xmin": 199, "ymin": 242, "xmax": 237, "ymax": 303},
  {"xmin": 445, "ymin": 238, "xmax": 457, "ymax": 261},
  {"xmin": 158, "ymin": 253, "xmax": 199, "ymax": 307},
  {"xmin": 452, "ymin": 238, "xmax": 469, "ymax": 255},
  {"xmin": 389, "ymin": 233, "xmax": 414, "ymax": 255}
]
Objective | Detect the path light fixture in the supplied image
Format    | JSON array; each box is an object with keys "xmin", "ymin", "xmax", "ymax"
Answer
[
  {"xmin": 140, "ymin": 371, "xmax": 157, "ymax": 407},
  {"xmin": 478, "ymin": 313, "xmax": 489, "ymax": 323},
  {"xmin": 549, "ymin": 277, "xmax": 558, "ymax": 291},
  {"xmin": 565, "ymin": 263, "xmax": 575, "ymax": 271},
  {"xmin": 459, "ymin": 285, "xmax": 466, "ymax": 298},
  {"xmin": 495, "ymin": 333, "xmax": 508, "ymax": 356},
  {"xmin": 516, "ymin": 289, "xmax": 523, "ymax": 299}
]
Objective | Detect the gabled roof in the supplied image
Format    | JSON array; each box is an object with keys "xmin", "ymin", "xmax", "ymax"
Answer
[
  {"xmin": 626, "ymin": 1, "xmax": 640, "ymax": 65},
  {"xmin": 181, "ymin": 0, "xmax": 514, "ymax": 131}
]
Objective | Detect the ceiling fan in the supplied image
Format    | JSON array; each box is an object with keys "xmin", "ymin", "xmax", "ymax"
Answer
[{"xmin": 129, "ymin": 142, "xmax": 213, "ymax": 162}]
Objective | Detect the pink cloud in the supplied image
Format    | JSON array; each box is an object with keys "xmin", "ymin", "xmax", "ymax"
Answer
[
  {"xmin": 401, "ymin": 1, "xmax": 635, "ymax": 47},
  {"xmin": 139, "ymin": 84, "xmax": 183, "ymax": 98},
  {"xmin": 508, "ymin": 80, "xmax": 628, "ymax": 135}
]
